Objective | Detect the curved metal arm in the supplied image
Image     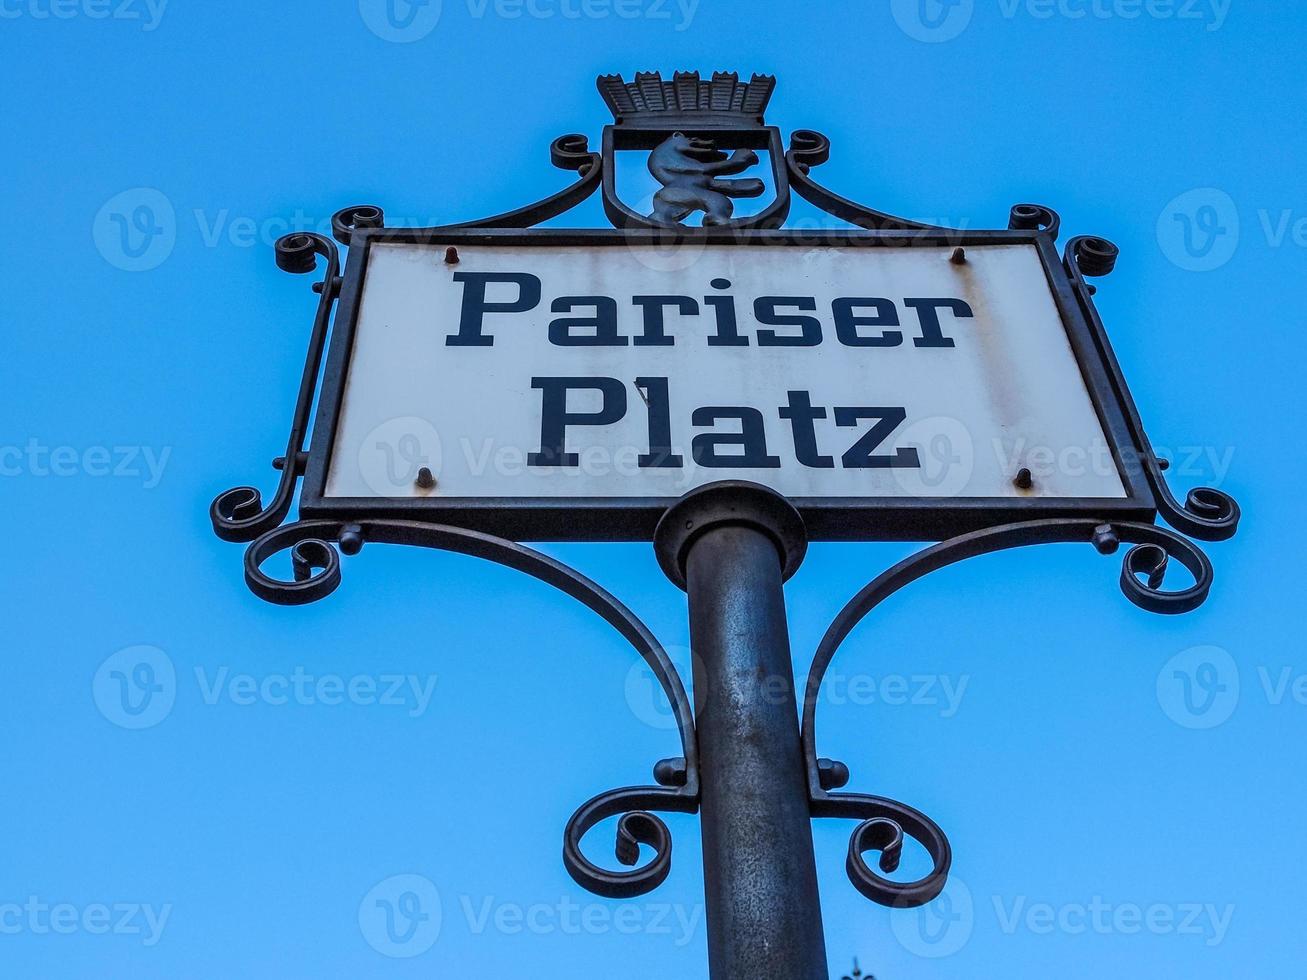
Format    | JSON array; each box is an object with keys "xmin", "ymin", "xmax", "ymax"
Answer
[
  {"xmin": 442, "ymin": 135, "xmax": 603, "ymax": 230},
  {"xmin": 242, "ymin": 516, "xmax": 700, "ymax": 898},
  {"xmin": 209, "ymin": 233, "xmax": 340, "ymax": 542},
  {"xmin": 1064, "ymin": 236, "xmax": 1241, "ymax": 541},
  {"xmin": 802, "ymin": 517, "xmax": 1215, "ymax": 908},
  {"xmin": 786, "ymin": 130, "xmax": 954, "ymax": 233}
]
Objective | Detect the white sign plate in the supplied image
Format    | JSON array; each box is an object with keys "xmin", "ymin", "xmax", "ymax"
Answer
[{"xmin": 322, "ymin": 240, "xmax": 1126, "ymax": 501}]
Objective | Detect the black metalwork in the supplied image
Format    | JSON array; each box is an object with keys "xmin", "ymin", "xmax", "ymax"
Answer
[
  {"xmin": 654, "ymin": 484, "xmax": 826, "ymax": 977},
  {"xmin": 210, "ymin": 231, "xmax": 340, "ymax": 542},
  {"xmin": 1063, "ymin": 235, "xmax": 1241, "ymax": 542},
  {"xmin": 208, "ymin": 71, "xmax": 1242, "ymax": 978},
  {"xmin": 242, "ymin": 514, "xmax": 701, "ymax": 900},
  {"xmin": 598, "ymin": 71, "xmax": 790, "ymax": 230}
]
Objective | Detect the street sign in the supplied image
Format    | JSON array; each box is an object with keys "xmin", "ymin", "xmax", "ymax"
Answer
[
  {"xmin": 302, "ymin": 228, "xmax": 1154, "ymax": 539},
  {"xmin": 212, "ymin": 70, "xmax": 1240, "ymax": 980}
]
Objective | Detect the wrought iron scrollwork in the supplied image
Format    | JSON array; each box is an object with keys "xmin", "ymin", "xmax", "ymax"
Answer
[
  {"xmin": 209, "ymin": 232, "xmax": 340, "ymax": 543},
  {"xmin": 241, "ymin": 516, "xmax": 700, "ymax": 898},
  {"xmin": 1009, "ymin": 202, "xmax": 1061, "ymax": 241},
  {"xmin": 802, "ymin": 517, "xmax": 1218, "ymax": 909},
  {"xmin": 785, "ymin": 129, "xmax": 954, "ymax": 234},
  {"xmin": 1064, "ymin": 236, "xmax": 1241, "ymax": 541},
  {"xmin": 443, "ymin": 134, "xmax": 603, "ymax": 230},
  {"xmin": 331, "ymin": 204, "xmax": 385, "ymax": 245}
]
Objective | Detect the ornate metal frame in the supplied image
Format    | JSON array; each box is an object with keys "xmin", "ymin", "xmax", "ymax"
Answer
[
  {"xmin": 300, "ymin": 225, "xmax": 1158, "ymax": 541},
  {"xmin": 210, "ymin": 70, "xmax": 1241, "ymax": 959}
]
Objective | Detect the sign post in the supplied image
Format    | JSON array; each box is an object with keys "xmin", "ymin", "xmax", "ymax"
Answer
[
  {"xmin": 656, "ymin": 483, "xmax": 825, "ymax": 978},
  {"xmin": 211, "ymin": 72, "xmax": 1240, "ymax": 977}
]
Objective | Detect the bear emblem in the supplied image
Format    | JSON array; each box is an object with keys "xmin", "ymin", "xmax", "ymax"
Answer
[{"xmin": 647, "ymin": 132, "xmax": 766, "ymax": 226}]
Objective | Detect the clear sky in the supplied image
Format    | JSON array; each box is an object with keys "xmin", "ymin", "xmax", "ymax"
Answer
[{"xmin": 2, "ymin": 2, "xmax": 1301, "ymax": 977}]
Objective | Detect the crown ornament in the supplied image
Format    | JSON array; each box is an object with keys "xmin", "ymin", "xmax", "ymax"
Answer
[{"xmin": 597, "ymin": 70, "xmax": 776, "ymax": 127}]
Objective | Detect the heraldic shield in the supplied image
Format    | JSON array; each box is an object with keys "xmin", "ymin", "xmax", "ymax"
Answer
[{"xmin": 597, "ymin": 71, "xmax": 791, "ymax": 230}]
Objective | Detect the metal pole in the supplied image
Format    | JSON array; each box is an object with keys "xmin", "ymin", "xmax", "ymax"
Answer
[{"xmin": 654, "ymin": 482, "xmax": 826, "ymax": 980}]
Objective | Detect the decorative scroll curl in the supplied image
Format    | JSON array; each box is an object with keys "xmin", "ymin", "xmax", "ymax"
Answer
[
  {"xmin": 1008, "ymin": 202, "xmax": 1061, "ymax": 242},
  {"xmin": 209, "ymin": 232, "xmax": 340, "ymax": 542},
  {"xmin": 331, "ymin": 204, "xmax": 384, "ymax": 246},
  {"xmin": 785, "ymin": 130, "xmax": 952, "ymax": 233},
  {"xmin": 803, "ymin": 518, "xmax": 1216, "ymax": 909},
  {"xmin": 1065, "ymin": 236, "xmax": 1241, "ymax": 541},
  {"xmin": 443, "ymin": 134, "xmax": 603, "ymax": 230},
  {"xmin": 564, "ymin": 780, "xmax": 698, "ymax": 899},
  {"xmin": 243, "ymin": 516, "xmax": 700, "ymax": 896},
  {"xmin": 815, "ymin": 790, "xmax": 952, "ymax": 909}
]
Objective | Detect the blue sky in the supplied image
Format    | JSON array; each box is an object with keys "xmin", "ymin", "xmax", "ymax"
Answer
[{"xmin": 2, "ymin": 2, "xmax": 1301, "ymax": 977}]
